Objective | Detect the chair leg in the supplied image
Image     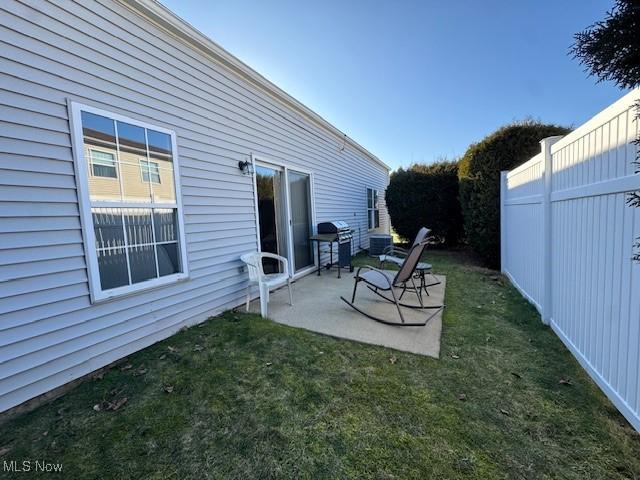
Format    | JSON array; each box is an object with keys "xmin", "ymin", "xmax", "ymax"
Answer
[
  {"xmin": 287, "ymin": 278, "xmax": 293, "ymax": 306},
  {"xmin": 388, "ymin": 283, "xmax": 406, "ymax": 324},
  {"xmin": 411, "ymin": 276, "xmax": 424, "ymax": 307},
  {"xmin": 399, "ymin": 284, "xmax": 407, "ymax": 300},
  {"xmin": 259, "ymin": 284, "xmax": 269, "ymax": 318},
  {"xmin": 245, "ymin": 285, "xmax": 251, "ymax": 312},
  {"xmin": 351, "ymin": 277, "xmax": 360, "ymax": 303}
]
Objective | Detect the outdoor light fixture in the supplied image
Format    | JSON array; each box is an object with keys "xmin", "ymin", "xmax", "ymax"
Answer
[{"xmin": 238, "ymin": 160, "xmax": 254, "ymax": 176}]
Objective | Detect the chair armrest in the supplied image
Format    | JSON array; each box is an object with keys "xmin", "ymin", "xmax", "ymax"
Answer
[
  {"xmin": 382, "ymin": 245, "xmax": 408, "ymax": 256},
  {"xmin": 240, "ymin": 255, "xmax": 260, "ymax": 269},
  {"xmin": 260, "ymin": 252, "xmax": 290, "ymax": 275}
]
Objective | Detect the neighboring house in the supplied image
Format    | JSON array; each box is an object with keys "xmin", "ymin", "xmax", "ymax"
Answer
[{"xmin": 0, "ymin": 0, "xmax": 390, "ymax": 413}]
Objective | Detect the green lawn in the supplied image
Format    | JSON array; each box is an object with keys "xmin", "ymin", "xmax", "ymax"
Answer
[{"xmin": 2, "ymin": 250, "xmax": 639, "ymax": 479}]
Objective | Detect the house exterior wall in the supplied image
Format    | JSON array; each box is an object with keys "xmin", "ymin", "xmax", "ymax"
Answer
[{"xmin": 0, "ymin": 0, "xmax": 390, "ymax": 412}]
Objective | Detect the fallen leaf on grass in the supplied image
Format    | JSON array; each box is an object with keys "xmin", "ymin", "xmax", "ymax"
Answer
[
  {"xmin": 449, "ymin": 352, "xmax": 460, "ymax": 359},
  {"xmin": 163, "ymin": 385, "xmax": 174, "ymax": 393},
  {"xmin": 119, "ymin": 363, "xmax": 133, "ymax": 371},
  {"xmin": 159, "ymin": 354, "xmax": 167, "ymax": 360},
  {"xmin": 389, "ymin": 355, "xmax": 397, "ymax": 364},
  {"xmin": 167, "ymin": 346, "xmax": 178, "ymax": 353},
  {"xmin": 458, "ymin": 393, "xmax": 467, "ymax": 401},
  {"xmin": 133, "ymin": 366, "xmax": 147, "ymax": 376},
  {"xmin": 193, "ymin": 345, "xmax": 204, "ymax": 352},
  {"xmin": 106, "ymin": 397, "xmax": 128, "ymax": 411},
  {"xmin": 265, "ymin": 362, "xmax": 273, "ymax": 367},
  {"xmin": 559, "ymin": 378, "xmax": 573, "ymax": 386},
  {"xmin": 500, "ymin": 408, "xmax": 510, "ymax": 416},
  {"xmin": 94, "ymin": 396, "xmax": 128, "ymax": 412}
]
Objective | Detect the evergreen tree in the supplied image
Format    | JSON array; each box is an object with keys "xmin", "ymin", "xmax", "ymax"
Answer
[{"xmin": 572, "ymin": 0, "xmax": 640, "ymax": 260}]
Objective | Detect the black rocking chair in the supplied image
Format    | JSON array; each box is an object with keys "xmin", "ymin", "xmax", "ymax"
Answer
[
  {"xmin": 379, "ymin": 227, "xmax": 441, "ymax": 297},
  {"xmin": 341, "ymin": 239, "xmax": 444, "ymax": 326}
]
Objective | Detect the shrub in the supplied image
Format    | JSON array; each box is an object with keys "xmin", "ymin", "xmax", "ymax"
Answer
[
  {"xmin": 386, "ymin": 160, "xmax": 462, "ymax": 245},
  {"xmin": 458, "ymin": 122, "xmax": 571, "ymax": 268}
]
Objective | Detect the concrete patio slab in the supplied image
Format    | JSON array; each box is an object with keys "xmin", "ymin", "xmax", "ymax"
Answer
[{"xmin": 248, "ymin": 270, "xmax": 446, "ymax": 358}]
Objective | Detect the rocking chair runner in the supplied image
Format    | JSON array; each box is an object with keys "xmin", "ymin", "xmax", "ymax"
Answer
[{"xmin": 341, "ymin": 240, "xmax": 444, "ymax": 326}]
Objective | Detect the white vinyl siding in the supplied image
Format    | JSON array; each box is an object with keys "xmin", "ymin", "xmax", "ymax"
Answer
[{"xmin": 0, "ymin": 0, "xmax": 389, "ymax": 413}]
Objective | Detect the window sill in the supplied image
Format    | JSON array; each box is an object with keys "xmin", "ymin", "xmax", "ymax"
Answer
[{"xmin": 90, "ymin": 272, "xmax": 189, "ymax": 304}]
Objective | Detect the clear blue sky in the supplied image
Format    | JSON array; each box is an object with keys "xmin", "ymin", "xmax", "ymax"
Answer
[{"xmin": 162, "ymin": 0, "xmax": 626, "ymax": 170}]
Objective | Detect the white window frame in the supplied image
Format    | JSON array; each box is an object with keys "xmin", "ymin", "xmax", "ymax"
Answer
[
  {"xmin": 140, "ymin": 158, "xmax": 161, "ymax": 184},
  {"xmin": 367, "ymin": 187, "xmax": 380, "ymax": 231},
  {"xmin": 68, "ymin": 101, "xmax": 189, "ymax": 303},
  {"xmin": 89, "ymin": 148, "xmax": 118, "ymax": 179}
]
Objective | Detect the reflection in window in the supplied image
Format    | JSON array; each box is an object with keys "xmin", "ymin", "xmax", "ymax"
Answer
[
  {"xmin": 148, "ymin": 129, "xmax": 172, "ymax": 162},
  {"xmin": 90, "ymin": 150, "xmax": 117, "ymax": 178},
  {"xmin": 140, "ymin": 159, "xmax": 161, "ymax": 184},
  {"xmin": 97, "ymin": 247, "xmax": 129, "ymax": 290},
  {"xmin": 93, "ymin": 208, "xmax": 125, "ymax": 250},
  {"xmin": 79, "ymin": 108, "xmax": 184, "ymax": 293}
]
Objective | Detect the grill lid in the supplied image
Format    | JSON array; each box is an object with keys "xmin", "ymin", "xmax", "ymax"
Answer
[{"xmin": 317, "ymin": 221, "xmax": 350, "ymax": 233}]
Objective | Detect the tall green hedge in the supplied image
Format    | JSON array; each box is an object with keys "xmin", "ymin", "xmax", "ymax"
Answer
[
  {"xmin": 386, "ymin": 160, "xmax": 462, "ymax": 245},
  {"xmin": 458, "ymin": 122, "xmax": 571, "ymax": 268}
]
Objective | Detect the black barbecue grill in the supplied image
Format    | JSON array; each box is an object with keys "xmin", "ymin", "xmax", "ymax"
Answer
[{"xmin": 310, "ymin": 221, "xmax": 354, "ymax": 277}]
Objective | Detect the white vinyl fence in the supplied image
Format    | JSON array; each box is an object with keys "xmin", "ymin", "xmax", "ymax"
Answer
[{"xmin": 501, "ymin": 88, "xmax": 640, "ymax": 431}]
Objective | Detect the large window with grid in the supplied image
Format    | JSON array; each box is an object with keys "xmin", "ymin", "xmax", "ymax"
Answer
[
  {"xmin": 70, "ymin": 103, "xmax": 188, "ymax": 302},
  {"xmin": 367, "ymin": 187, "xmax": 380, "ymax": 230}
]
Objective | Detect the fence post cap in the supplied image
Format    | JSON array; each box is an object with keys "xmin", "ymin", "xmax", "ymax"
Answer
[{"xmin": 539, "ymin": 135, "xmax": 564, "ymax": 147}]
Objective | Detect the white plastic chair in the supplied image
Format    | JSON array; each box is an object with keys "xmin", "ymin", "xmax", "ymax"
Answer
[{"xmin": 240, "ymin": 252, "xmax": 293, "ymax": 318}]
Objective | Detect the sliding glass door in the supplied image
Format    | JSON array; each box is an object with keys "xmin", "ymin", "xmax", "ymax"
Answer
[
  {"xmin": 254, "ymin": 160, "xmax": 315, "ymax": 275},
  {"xmin": 255, "ymin": 165, "xmax": 288, "ymax": 274},
  {"xmin": 288, "ymin": 170, "xmax": 313, "ymax": 272}
]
